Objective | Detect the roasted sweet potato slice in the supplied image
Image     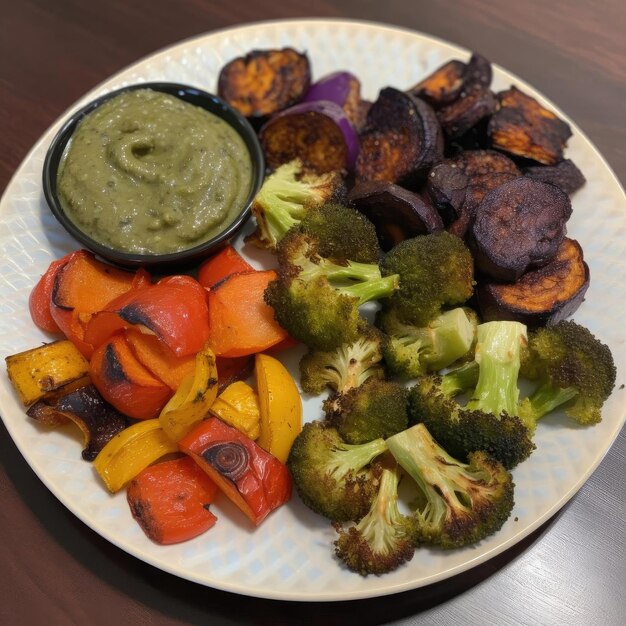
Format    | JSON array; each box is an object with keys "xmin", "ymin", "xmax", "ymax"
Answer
[
  {"xmin": 217, "ymin": 48, "xmax": 311, "ymax": 119},
  {"xmin": 523, "ymin": 159, "xmax": 586, "ymax": 195},
  {"xmin": 470, "ymin": 177, "xmax": 572, "ymax": 282},
  {"xmin": 463, "ymin": 53, "xmax": 493, "ymax": 90},
  {"xmin": 437, "ymin": 86, "xmax": 497, "ymax": 139},
  {"xmin": 348, "ymin": 180, "xmax": 443, "ymax": 250},
  {"xmin": 27, "ymin": 384, "xmax": 128, "ymax": 461},
  {"xmin": 488, "ymin": 86, "xmax": 572, "ymax": 164},
  {"xmin": 356, "ymin": 87, "xmax": 443, "ymax": 187},
  {"xmin": 407, "ymin": 59, "xmax": 466, "ymax": 107},
  {"xmin": 259, "ymin": 100, "xmax": 358, "ymax": 173},
  {"xmin": 449, "ymin": 171, "xmax": 519, "ymax": 238},
  {"xmin": 477, "ymin": 238, "xmax": 589, "ymax": 327},
  {"xmin": 426, "ymin": 150, "xmax": 520, "ymax": 223}
]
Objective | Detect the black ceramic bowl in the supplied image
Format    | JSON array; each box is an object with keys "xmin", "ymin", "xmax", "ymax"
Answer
[{"xmin": 43, "ymin": 82, "xmax": 264, "ymax": 269}]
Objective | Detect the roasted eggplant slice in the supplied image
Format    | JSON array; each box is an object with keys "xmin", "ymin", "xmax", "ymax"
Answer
[
  {"xmin": 523, "ymin": 158, "xmax": 586, "ymax": 195},
  {"xmin": 348, "ymin": 180, "xmax": 444, "ymax": 250},
  {"xmin": 477, "ymin": 238, "xmax": 589, "ymax": 326},
  {"xmin": 217, "ymin": 48, "xmax": 311, "ymax": 119},
  {"xmin": 470, "ymin": 177, "xmax": 572, "ymax": 282},
  {"xmin": 356, "ymin": 87, "xmax": 443, "ymax": 187},
  {"xmin": 488, "ymin": 86, "xmax": 572, "ymax": 164},
  {"xmin": 437, "ymin": 86, "xmax": 497, "ymax": 139},
  {"xmin": 27, "ymin": 384, "xmax": 129, "ymax": 461},
  {"xmin": 407, "ymin": 59, "xmax": 466, "ymax": 107},
  {"xmin": 259, "ymin": 100, "xmax": 359, "ymax": 173}
]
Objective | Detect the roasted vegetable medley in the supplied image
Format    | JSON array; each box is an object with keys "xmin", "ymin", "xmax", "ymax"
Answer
[{"xmin": 5, "ymin": 47, "xmax": 617, "ymax": 579}]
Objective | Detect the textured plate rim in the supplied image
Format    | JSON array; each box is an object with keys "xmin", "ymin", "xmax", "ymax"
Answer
[{"xmin": 0, "ymin": 18, "xmax": 624, "ymax": 602}]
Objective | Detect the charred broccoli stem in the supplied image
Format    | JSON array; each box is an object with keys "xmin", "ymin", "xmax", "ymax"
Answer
[
  {"xmin": 386, "ymin": 424, "xmax": 514, "ymax": 549},
  {"xmin": 334, "ymin": 465, "xmax": 415, "ymax": 576},
  {"xmin": 380, "ymin": 232, "xmax": 474, "ymax": 327},
  {"xmin": 299, "ymin": 325, "xmax": 385, "ymax": 395},
  {"xmin": 378, "ymin": 307, "xmax": 477, "ymax": 379},
  {"xmin": 265, "ymin": 231, "xmax": 399, "ymax": 351},
  {"xmin": 247, "ymin": 160, "xmax": 344, "ymax": 250},
  {"xmin": 409, "ymin": 321, "xmax": 535, "ymax": 469},
  {"xmin": 287, "ymin": 421, "xmax": 387, "ymax": 522},
  {"xmin": 325, "ymin": 378, "xmax": 409, "ymax": 445},
  {"xmin": 518, "ymin": 320, "xmax": 616, "ymax": 428}
]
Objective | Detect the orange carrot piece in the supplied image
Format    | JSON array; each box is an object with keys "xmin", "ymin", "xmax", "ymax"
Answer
[
  {"xmin": 198, "ymin": 245, "xmax": 254, "ymax": 289},
  {"xmin": 127, "ymin": 456, "xmax": 218, "ymax": 545},
  {"xmin": 207, "ymin": 270, "xmax": 288, "ymax": 357},
  {"xmin": 126, "ymin": 330, "xmax": 196, "ymax": 391}
]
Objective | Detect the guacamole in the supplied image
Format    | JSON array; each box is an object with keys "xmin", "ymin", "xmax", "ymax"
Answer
[{"xmin": 57, "ymin": 89, "xmax": 253, "ymax": 254}]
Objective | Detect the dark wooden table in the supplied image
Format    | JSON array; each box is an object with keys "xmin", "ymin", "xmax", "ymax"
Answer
[{"xmin": 1, "ymin": 2, "xmax": 625, "ymax": 624}]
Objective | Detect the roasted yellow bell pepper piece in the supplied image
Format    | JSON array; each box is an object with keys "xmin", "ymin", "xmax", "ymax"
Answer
[
  {"xmin": 210, "ymin": 381, "xmax": 261, "ymax": 439},
  {"xmin": 93, "ymin": 419, "xmax": 178, "ymax": 493},
  {"xmin": 5, "ymin": 340, "xmax": 89, "ymax": 407},
  {"xmin": 158, "ymin": 345, "xmax": 218, "ymax": 441},
  {"xmin": 255, "ymin": 353, "xmax": 302, "ymax": 463}
]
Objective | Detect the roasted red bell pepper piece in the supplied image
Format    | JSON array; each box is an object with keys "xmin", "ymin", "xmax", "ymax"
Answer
[
  {"xmin": 29, "ymin": 253, "xmax": 73, "ymax": 333},
  {"xmin": 48, "ymin": 250, "xmax": 151, "ymax": 357},
  {"xmin": 85, "ymin": 275, "xmax": 210, "ymax": 357},
  {"xmin": 90, "ymin": 333, "xmax": 173, "ymax": 420},
  {"xmin": 198, "ymin": 245, "xmax": 255, "ymax": 289},
  {"xmin": 178, "ymin": 417, "xmax": 292, "ymax": 526},
  {"xmin": 127, "ymin": 456, "xmax": 219, "ymax": 545}
]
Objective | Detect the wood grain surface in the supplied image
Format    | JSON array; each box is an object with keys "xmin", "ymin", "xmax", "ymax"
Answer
[{"xmin": 1, "ymin": 1, "xmax": 625, "ymax": 624}]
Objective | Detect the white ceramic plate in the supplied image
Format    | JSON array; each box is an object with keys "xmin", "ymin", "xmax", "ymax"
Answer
[{"xmin": 0, "ymin": 19, "xmax": 624, "ymax": 602}]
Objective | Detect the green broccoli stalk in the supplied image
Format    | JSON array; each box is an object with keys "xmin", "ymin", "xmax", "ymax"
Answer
[
  {"xmin": 287, "ymin": 421, "xmax": 387, "ymax": 522},
  {"xmin": 380, "ymin": 232, "xmax": 474, "ymax": 327},
  {"xmin": 265, "ymin": 231, "xmax": 399, "ymax": 351},
  {"xmin": 325, "ymin": 378, "xmax": 409, "ymax": 444},
  {"xmin": 517, "ymin": 320, "xmax": 616, "ymax": 429},
  {"xmin": 466, "ymin": 321, "xmax": 526, "ymax": 416},
  {"xmin": 247, "ymin": 160, "xmax": 344, "ymax": 250},
  {"xmin": 334, "ymin": 465, "xmax": 415, "ymax": 576},
  {"xmin": 386, "ymin": 423, "xmax": 514, "ymax": 549},
  {"xmin": 299, "ymin": 325, "xmax": 385, "ymax": 395},
  {"xmin": 378, "ymin": 307, "xmax": 477, "ymax": 379},
  {"xmin": 408, "ymin": 321, "xmax": 535, "ymax": 469}
]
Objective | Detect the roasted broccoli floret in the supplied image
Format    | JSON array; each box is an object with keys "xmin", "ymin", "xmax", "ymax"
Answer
[
  {"xmin": 265, "ymin": 231, "xmax": 399, "ymax": 351},
  {"xmin": 380, "ymin": 232, "xmax": 474, "ymax": 327},
  {"xmin": 518, "ymin": 320, "xmax": 616, "ymax": 429},
  {"xmin": 298, "ymin": 203, "xmax": 381, "ymax": 263},
  {"xmin": 287, "ymin": 421, "xmax": 387, "ymax": 522},
  {"xmin": 334, "ymin": 465, "xmax": 415, "ymax": 576},
  {"xmin": 247, "ymin": 160, "xmax": 344, "ymax": 250},
  {"xmin": 299, "ymin": 324, "xmax": 385, "ymax": 395},
  {"xmin": 325, "ymin": 378, "xmax": 409, "ymax": 444},
  {"xmin": 387, "ymin": 424, "xmax": 514, "ymax": 549},
  {"xmin": 409, "ymin": 321, "xmax": 535, "ymax": 469},
  {"xmin": 378, "ymin": 307, "xmax": 477, "ymax": 379}
]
